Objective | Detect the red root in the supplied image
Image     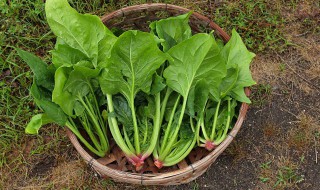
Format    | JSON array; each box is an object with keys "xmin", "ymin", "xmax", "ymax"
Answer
[
  {"xmin": 205, "ymin": 141, "xmax": 216, "ymax": 151},
  {"xmin": 154, "ymin": 160, "xmax": 163, "ymax": 169},
  {"xmin": 127, "ymin": 156, "xmax": 145, "ymax": 171},
  {"xmin": 135, "ymin": 160, "xmax": 144, "ymax": 171}
]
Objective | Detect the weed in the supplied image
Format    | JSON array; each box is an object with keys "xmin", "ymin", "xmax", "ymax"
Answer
[
  {"xmin": 274, "ymin": 166, "xmax": 304, "ymax": 188},
  {"xmin": 259, "ymin": 176, "xmax": 270, "ymax": 183},
  {"xmin": 279, "ymin": 63, "xmax": 286, "ymax": 72},
  {"xmin": 211, "ymin": 0, "xmax": 288, "ymax": 52},
  {"xmin": 260, "ymin": 161, "xmax": 272, "ymax": 169},
  {"xmin": 251, "ymin": 83, "xmax": 272, "ymax": 107}
]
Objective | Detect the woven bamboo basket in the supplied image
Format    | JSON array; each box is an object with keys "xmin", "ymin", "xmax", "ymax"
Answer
[{"xmin": 66, "ymin": 3, "xmax": 251, "ymax": 186}]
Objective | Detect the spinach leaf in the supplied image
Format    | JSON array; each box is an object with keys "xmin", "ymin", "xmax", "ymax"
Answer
[
  {"xmin": 16, "ymin": 48, "xmax": 54, "ymax": 91},
  {"xmin": 150, "ymin": 12, "xmax": 192, "ymax": 52},
  {"xmin": 99, "ymin": 30, "xmax": 166, "ymax": 101},
  {"xmin": 45, "ymin": 0, "xmax": 115, "ymax": 67}
]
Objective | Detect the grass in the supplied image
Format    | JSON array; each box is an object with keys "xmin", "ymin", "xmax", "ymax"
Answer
[{"xmin": 1, "ymin": 0, "xmax": 319, "ymax": 189}]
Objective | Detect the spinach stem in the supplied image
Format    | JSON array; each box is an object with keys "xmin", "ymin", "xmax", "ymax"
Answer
[
  {"xmin": 160, "ymin": 87, "xmax": 172, "ymax": 123},
  {"xmin": 210, "ymin": 100, "xmax": 221, "ymax": 140},
  {"xmin": 214, "ymin": 98, "xmax": 231, "ymax": 145},
  {"xmin": 164, "ymin": 127, "xmax": 198, "ymax": 166},
  {"xmin": 160, "ymin": 95, "xmax": 181, "ymax": 154},
  {"xmin": 142, "ymin": 93, "xmax": 161, "ymax": 160},
  {"xmin": 79, "ymin": 113, "xmax": 102, "ymax": 151},
  {"xmin": 66, "ymin": 119, "xmax": 104, "ymax": 157},
  {"xmin": 89, "ymin": 85, "xmax": 107, "ymax": 137},
  {"xmin": 129, "ymin": 96, "xmax": 140, "ymax": 155},
  {"xmin": 78, "ymin": 95, "xmax": 108, "ymax": 151},
  {"xmin": 160, "ymin": 96, "xmax": 187, "ymax": 160},
  {"xmin": 106, "ymin": 94, "xmax": 136, "ymax": 157},
  {"xmin": 123, "ymin": 125, "xmax": 135, "ymax": 153}
]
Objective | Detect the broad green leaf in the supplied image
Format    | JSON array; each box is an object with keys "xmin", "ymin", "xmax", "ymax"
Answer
[
  {"xmin": 230, "ymin": 86, "xmax": 251, "ymax": 103},
  {"xmin": 16, "ymin": 48, "xmax": 54, "ymax": 91},
  {"xmin": 97, "ymin": 28, "xmax": 118, "ymax": 67},
  {"xmin": 45, "ymin": 0, "xmax": 112, "ymax": 67},
  {"xmin": 150, "ymin": 12, "xmax": 192, "ymax": 52},
  {"xmin": 150, "ymin": 74, "xmax": 166, "ymax": 95},
  {"xmin": 99, "ymin": 30, "xmax": 167, "ymax": 103},
  {"xmin": 52, "ymin": 66, "xmax": 76, "ymax": 116},
  {"xmin": 219, "ymin": 66, "xmax": 239, "ymax": 98},
  {"xmin": 194, "ymin": 80, "xmax": 210, "ymax": 114},
  {"xmin": 64, "ymin": 62, "xmax": 100, "ymax": 97},
  {"xmin": 221, "ymin": 29, "xmax": 256, "ymax": 87},
  {"xmin": 52, "ymin": 42, "xmax": 88, "ymax": 68},
  {"xmin": 30, "ymin": 82, "xmax": 67, "ymax": 126},
  {"xmin": 25, "ymin": 114, "xmax": 53, "ymax": 134},
  {"xmin": 112, "ymin": 95, "xmax": 133, "ymax": 128},
  {"xmin": 164, "ymin": 34, "xmax": 225, "ymax": 99},
  {"xmin": 219, "ymin": 29, "xmax": 255, "ymax": 103}
]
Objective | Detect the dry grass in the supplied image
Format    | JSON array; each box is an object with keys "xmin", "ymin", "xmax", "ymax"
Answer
[{"xmin": 288, "ymin": 112, "xmax": 320, "ymax": 153}]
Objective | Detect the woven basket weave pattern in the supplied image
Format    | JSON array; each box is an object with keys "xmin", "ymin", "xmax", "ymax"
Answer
[{"xmin": 66, "ymin": 3, "xmax": 249, "ymax": 186}]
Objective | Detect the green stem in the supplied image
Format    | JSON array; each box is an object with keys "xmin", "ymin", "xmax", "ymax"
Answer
[
  {"xmin": 129, "ymin": 96, "xmax": 140, "ymax": 155},
  {"xmin": 106, "ymin": 94, "xmax": 135, "ymax": 157},
  {"xmin": 160, "ymin": 95, "xmax": 181, "ymax": 153},
  {"xmin": 200, "ymin": 113, "xmax": 209, "ymax": 140},
  {"xmin": 66, "ymin": 119, "xmax": 104, "ymax": 157},
  {"xmin": 160, "ymin": 88, "xmax": 172, "ymax": 123},
  {"xmin": 142, "ymin": 118, "xmax": 148, "ymax": 144},
  {"xmin": 214, "ymin": 99, "xmax": 231, "ymax": 145},
  {"xmin": 210, "ymin": 100, "xmax": 221, "ymax": 140},
  {"xmin": 79, "ymin": 95, "xmax": 108, "ymax": 151},
  {"xmin": 159, "ymin": 97, "xmax": 187, "ymax": 161},
  {"xmin": 90, "ymin": 86, "xmax": 107, "ymax": 137},
  {"xmin": 141, "ymin": 93, "xmax": 161, "ymax": 160},
  {"xmin": 163, "ymin": 140, "xmax": 193, "ymax": 165},
  {"xmin": 165, "ymin": 115, "xmax": 202, "ymax": 164},
  {"xmin": 79, "ymin": 114, "xmax": 102, "ymax": 152},
  {"xmin": 123, "ymin": 125, "xmax": 135, "ymax": 153}
]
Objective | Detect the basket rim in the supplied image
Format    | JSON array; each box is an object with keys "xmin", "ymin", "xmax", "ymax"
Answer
[{"xmin": 66, "ymin": 3, "xmax": 250, "ymax": 185}]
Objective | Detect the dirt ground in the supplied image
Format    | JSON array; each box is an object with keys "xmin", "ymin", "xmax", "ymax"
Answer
[{"xmin": 1, "ymin": 0, "xmax": 319, "ymax": 189}]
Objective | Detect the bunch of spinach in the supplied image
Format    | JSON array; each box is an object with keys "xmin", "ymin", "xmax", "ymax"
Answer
[
  {"xmin": 18, "ymin": 0, "xmax": 117, "ymax": 157},
  {"xmin": 20, "ymin": 0, "xmax": 255, "ymax": 170}
]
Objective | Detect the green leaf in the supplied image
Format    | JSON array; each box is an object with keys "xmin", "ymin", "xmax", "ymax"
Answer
[
  {"xmin": 150, "ymin": 12, "xmax": 192, "ymax": 52},
  {"xmin": 164, "ymin": 33, "xmax": 225, "ymax": 99},
  {"xmin": 30, "ymin": 82, "xmax": 68, "ymax": 126},
  {"xmin": 64, "ymin": 62, "xmax": 100, "ymax": 97},
  {"xmin": 113, "ymin": 96, "xmax": 133, "ymax": 128},
  {"xmin": 230, "ymin": 87, "xmax": 251, "ymax": 103},
  {"xmin": 219, "ymin": 66, "xmax": 239, "ymax": 98},
  {"xmin": 52, "ymin": 66, "xmax": 76, "ymax": 116},
  {"xmin": 99, "ymin": 30, "xmax": 167, "ymax": 103},
  {"xmin": 45, "ymin": 0, "xmax": 112, "ymax": 67},
  {"xmin": 221, "ymin": 29, "xmax": 256, "ymax": 87},
  {"xmin": 25, "ymin": 114, "xmax": 53, "ymax": 134},
  {"xmin": 16, "ymin": 48, "xmax": 54, "ymax": 91},
  {"xmin": 194, "ymin": 80, "xmax": 210, "ymax": 114},
  {"xmin": 213, "ymin": 29, "xmax": 255, "ymax": 103},
  {"xmin": 51, "ymin": 40, "xmax": 88, "ymax": 68},
  {"xmin": 150, "ymin": 74, "xmax": 166, "ymax": 95},
  {"xmin": 97, "ymin": 28, "xmax": 118, "ymax": 67}
]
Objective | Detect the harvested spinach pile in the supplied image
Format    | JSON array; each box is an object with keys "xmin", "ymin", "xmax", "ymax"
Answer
[{"xmin": 20, "ymin": 0, "xmax": 255, "ymax": 170}]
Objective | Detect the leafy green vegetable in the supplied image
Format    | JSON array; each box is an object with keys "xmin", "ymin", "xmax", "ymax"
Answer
[
  {"xmin": 46, "ymin": 0, "xmax": 107, "ymax": 67},
  {"xmin": 21, "ymin": 0, "xmax": 256, "ymax": 170},
  {"xmin": 99, "ymin": 30, "xmax": 167, "ymax": 169},
  {"xmin": 150, "ymin": 12, "xmax": 192, "ymax": 52}
]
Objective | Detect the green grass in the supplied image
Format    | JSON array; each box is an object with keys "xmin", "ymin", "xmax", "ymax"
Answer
[{"xmin": 211, "ymin": 0, "xmax": 289, "ymax": 52}]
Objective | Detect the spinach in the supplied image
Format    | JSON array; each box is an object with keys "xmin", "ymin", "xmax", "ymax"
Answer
[
  {"xmin": 20, "ymin": 0, "xmax": 256, "ymax": 170},
  {"xmin": 99, "ymin": 30, "xmax": 167, "ymax": 170}
]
